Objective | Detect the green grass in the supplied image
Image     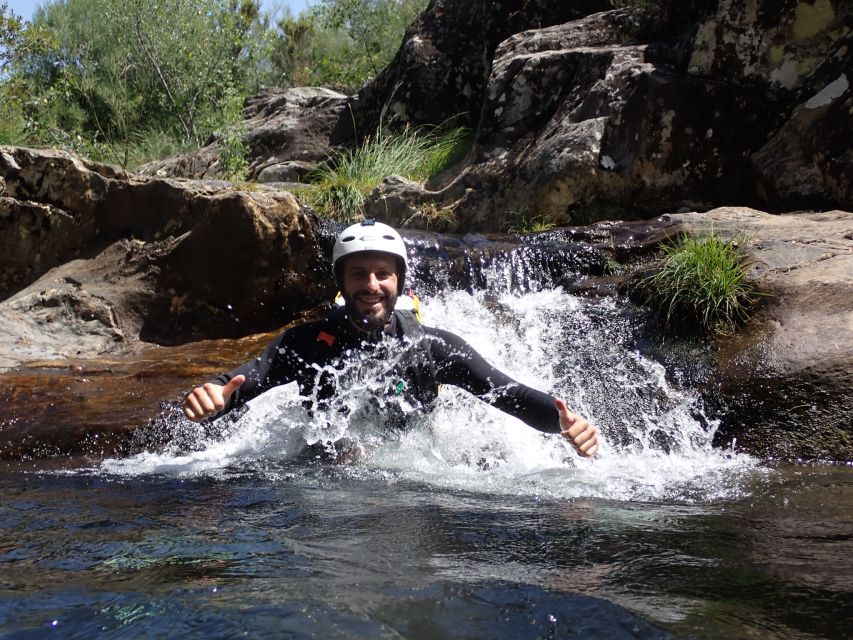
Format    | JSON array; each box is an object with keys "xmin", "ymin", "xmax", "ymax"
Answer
[
  {"xmin": 303, "ymin": 126, "xmax": 470, "ymax": 220},
  {"xmin": 643, "ymin": 232, "xmax": 759, "ymax": 334},
  {"xmin": 506, "ymin": 214, "xmax": 556, "ymax": 234}
]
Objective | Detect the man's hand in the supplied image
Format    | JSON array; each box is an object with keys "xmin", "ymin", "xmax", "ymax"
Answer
[
  {"xmin": 182, "ymin": 375, "xmax": 246, "ymax": 422},
  {"xmin": 555, "ymin": 398, "xmax": 599, "ymax": 457}
]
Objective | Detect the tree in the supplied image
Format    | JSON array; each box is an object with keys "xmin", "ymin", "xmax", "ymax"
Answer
[
  {"xmin": 4, "ymin": 0, "xmax": 270, "ymax": 163},
  {"xmin": 0, "ymin": 3, "xmax": 55, "ymax": 144},
  {"xmin": 268, "ymin": 0, "xmax": 426, "ymax": 94}
]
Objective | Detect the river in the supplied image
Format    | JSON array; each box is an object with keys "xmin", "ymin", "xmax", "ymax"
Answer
[{"xmin": 1, "ymin": 275, "xmax": 851, "ymax": 638}]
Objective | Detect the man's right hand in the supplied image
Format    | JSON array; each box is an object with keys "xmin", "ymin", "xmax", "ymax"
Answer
[{"xmin": 182, "ymin": 375, "xmax": 246, "ymax": 422}]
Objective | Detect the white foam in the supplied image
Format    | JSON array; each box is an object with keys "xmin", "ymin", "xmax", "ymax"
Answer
[{"xmin": 101, "ymin": 288, "xmax": 765, "ymax": 501}]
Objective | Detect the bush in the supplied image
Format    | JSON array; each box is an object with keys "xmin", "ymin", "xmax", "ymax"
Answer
[{"xmin": 642, "ymin": 232, "xmax": 760, "ymax": 334}]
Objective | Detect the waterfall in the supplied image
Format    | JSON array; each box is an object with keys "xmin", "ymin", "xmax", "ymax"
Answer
[{"xmin": 102, "ymin": 249, "xmax": 762, "ymax": 502}]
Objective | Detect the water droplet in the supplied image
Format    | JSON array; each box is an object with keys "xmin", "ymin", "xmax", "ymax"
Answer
[
  {"xmin": 51, "ymin": 620, "xmax": 59, "ymax": 627},
  {"xmin": 548, "ymin": 615, "xmax": 557, "ymax": 624}
]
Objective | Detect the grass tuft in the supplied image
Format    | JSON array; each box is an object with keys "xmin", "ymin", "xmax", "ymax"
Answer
[
  {"xmin": 643, "ymin": 232, "xmax": 760, "ymax": 334},
  {"xmin": 507, "ymin": 214, "xmax": 556, "ymax": 234},
  {"xmin": 303, "ymin": 126, "xmax": 470, "ymax": 220}
]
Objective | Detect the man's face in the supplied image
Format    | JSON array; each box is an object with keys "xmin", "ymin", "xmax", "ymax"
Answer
[{"xmin": 341, "ymin": 252, "xmax": 399, "ymax": 332}]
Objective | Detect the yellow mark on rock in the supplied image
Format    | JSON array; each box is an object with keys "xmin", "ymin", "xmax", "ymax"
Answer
[{"xmin": 793, "ymin": 0, "xmax": 835, "ymax": 41}]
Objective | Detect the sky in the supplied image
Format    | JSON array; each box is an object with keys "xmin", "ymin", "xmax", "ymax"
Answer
[{"xmin": 5, "ymin": 0, "xmax": 314, "ymax": 21}]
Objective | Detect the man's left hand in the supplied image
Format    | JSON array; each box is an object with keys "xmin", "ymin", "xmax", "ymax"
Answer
[{"xmin": 555, "ymin": 398, "xmax": 599, "ymax": 458}]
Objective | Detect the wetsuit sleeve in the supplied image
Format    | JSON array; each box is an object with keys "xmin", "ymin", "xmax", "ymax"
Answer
[
  {"xmin": 209, "ymin": 323, "xmax": 314, "ymax": 414},
  {"xmin": 426, "ymin": 327, "xmax": 561, "ymax": 434}
]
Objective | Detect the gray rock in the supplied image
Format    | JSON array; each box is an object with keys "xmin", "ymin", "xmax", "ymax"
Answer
[
  {"xmin": 0, "ymin": 146, "xmax": 329, "ymax": 367},
  {"xmin": 753, "ymin": 73, "xmax": 852, "ymax": 208},
  {"xmin": 667, "ymin": 207, "xmax": 853, "ymax": 460},
  {"xmin": 139, "ymin": 87, "xmax": 348, "ymax": 180},
  {"xmin": 257, "ymin": 161, "xmax": 317, "ymax": 183},
  {"xmin": 346, "ymin": 0, "xmax": 613, "ymax": 137}
]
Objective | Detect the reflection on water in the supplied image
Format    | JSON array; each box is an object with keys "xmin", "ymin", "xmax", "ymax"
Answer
[{"xmin": 0, "ymin": 465, "xmax": 850, "ymax": 639}]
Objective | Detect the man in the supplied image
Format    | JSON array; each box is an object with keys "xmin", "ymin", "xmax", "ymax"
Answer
[{"xmin": 182, "ymin": 220, "xmax": 599, "ymax": 457}]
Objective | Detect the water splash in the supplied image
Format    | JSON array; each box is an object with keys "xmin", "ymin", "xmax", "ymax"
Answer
[{"xmin": 102, "ymin": 286, "xmax": 763, "ymax": 502}]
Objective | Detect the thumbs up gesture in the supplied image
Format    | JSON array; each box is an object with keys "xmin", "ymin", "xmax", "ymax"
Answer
[
  {"xmin": 555, "ymin": 398, "xmax": 599, "ymax": 457},
  {"xmin": 182, "ymin": 375, "xmax": 246, "ymax": 422}
]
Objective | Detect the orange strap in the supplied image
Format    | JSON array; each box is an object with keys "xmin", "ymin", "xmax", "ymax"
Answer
[{"xmin": 316, "ymin": 331, "xmax": 336, "ymax": 347}]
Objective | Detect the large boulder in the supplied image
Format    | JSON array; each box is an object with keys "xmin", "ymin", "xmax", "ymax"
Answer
[
  {"xmin": 411, "ymin": 0, "xmax": 850, "ymax": 229},
  {"xmin": 343, "ymin": 0, "xmax": 613, "ymax": 137},
  {"xmin": 688, "ymin": 0, "xmax": 853, "ymax": 209},
  {"xmin": 383, "ymin": 10, "xmax": 773, "ymax": 229},
  {"xmin": 136, "ymin": 1, "xmax": 849, "ymax": 223},
  {"xmin": 0, "ymin": 146, "xmax": 330, "ymax": 368},
  {"xmin": 668, "ymin": 207, "xmax": 853, "ymax": 460}
]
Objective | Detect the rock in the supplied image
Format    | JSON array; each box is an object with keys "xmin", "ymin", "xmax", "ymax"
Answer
[
  {"xmin": 256, "ymin": 160, "xmax": 317, "ymax": 183},
  {"xmin": 752, "ymin": 72, "xmax": 852, "ymax": 208},
  {"xmin": 1, "ymin": 146, "xmax": 209, "ymax": 298},
  {"xmin": 0, "ymin": 146, "xmax": 330, "ymax": 367},
  {"xmin": 364, "ymin": 175, "xmax": 442, "ymax": 228},
  {"xmin": 144, "ymin": 189, "xmax": 330, "ymax": 344},
  {"xmin": 137, "ymin": 1, "xmax": 848, "ymax": 221},
  {"xmin": 352, "ymin": 1, "xmax": 851, "ymax": 228},
  {"xmin": 139, "ymin": 87, "xmax": 349, "ymax": 180},
  {"xmin": 688, "ymin": 0, "xmax": 849, "ymax": 93},
  {"xmin": 345, "ymin": 0, "xmax": 613, "ymax": 138},
  {"xmin": 667, "ymin": 207, "xmax": 853, "ymax": 460},
  {"xmin": 428, "ymin": 13, "xmax": 774, "ymax": 228}
]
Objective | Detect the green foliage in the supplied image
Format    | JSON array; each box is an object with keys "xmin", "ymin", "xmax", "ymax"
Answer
[
  {"xmin": 2, "ymin": 0, "xmax": 430, "ymax": 170},
  {"xmin": 507, "ymin": 214, "xmax": 557, "ymax": 234},
  {"xmin": 211, "ymin": 88, "xmax": 250, "ymax": 181},
  {"xmin": 602, "ymin": 255, "xmax": 624, "ymax": 276},
  {"xmin": 642, "ymin": 232, "xmax": 760, "ymax": 334},
  {"xmin": 304, "ymin": 126, "xmax": 469, "ymax": 220},
  {"xmin": 1, "ymin": 0, "xmax": 268, "ymax": 166},
  {"xmin": 269, "ymin": 0, "xmax": 427, "ymax": 93},
  {"xmin": 1, "ymin": 4, "xmax": 54, "ymax": 144}
]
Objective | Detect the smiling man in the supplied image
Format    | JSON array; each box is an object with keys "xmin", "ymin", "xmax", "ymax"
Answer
[{"xmin": 181, "ymin": 219, "xmax": 599, "ymax": 457}]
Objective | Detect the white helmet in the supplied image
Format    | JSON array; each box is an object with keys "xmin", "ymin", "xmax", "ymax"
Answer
[{"xmin": 332, "ymin": 219, "xmax": 408, "ymax": 294}]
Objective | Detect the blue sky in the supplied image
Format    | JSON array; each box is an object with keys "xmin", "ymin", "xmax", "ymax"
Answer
[{"xmin": 5, "ymin": 0, "xmax": 314, "ymax": 21}]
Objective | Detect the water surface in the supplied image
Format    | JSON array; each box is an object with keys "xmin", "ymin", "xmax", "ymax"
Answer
[{"xmin": 1, "ymin": 287, "xmax": 850, "ymax": 639}]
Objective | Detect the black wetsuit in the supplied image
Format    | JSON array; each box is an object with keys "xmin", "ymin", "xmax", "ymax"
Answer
[{"xmin": 211, "ymin": 307, "xmax": 561, "ymax": 434}]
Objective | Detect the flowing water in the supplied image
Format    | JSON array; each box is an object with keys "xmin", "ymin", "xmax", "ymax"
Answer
[{"xmin": 1, "ymin": 267, "xmax": 851, "ymax": 638}]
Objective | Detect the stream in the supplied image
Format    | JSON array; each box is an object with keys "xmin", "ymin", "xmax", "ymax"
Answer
[{"xmin": 1, "ymin": 259, "xmax": 851, "ymax": 639}]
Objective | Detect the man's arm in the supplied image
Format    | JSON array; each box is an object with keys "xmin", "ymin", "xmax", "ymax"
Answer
[
  {"xmin": 427, "ymin": 327, "xmax": 599, "ymax": 457},
  {"xmin": 181, "ymin": 327, "xmax": 307, "ymax": 422}
]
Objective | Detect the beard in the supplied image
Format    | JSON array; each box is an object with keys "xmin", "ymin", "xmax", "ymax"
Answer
[{"xmin": 344, "ymin": 289, "xmax": 398, "ymax": 333}]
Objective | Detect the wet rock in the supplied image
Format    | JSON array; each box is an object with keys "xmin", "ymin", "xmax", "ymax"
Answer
[
  {"xmin": 0, "ymin": 333, "xmax": 274, "ymax": 460},
  {"xmin": 522, "ymin": 218, "xmax": 681, "ymax": 260},
  {"xmin": 668, "ymin": 207, "xmax": 853, "ymax": 460}
]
